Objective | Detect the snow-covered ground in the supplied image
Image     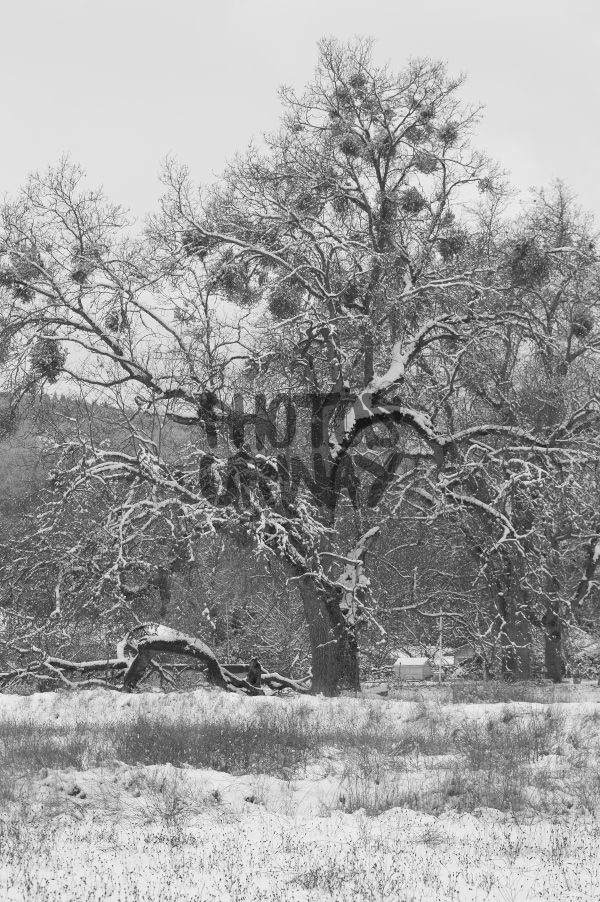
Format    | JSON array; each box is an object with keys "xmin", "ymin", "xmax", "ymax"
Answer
[{"xmin": 1, "ymin": 687, "xmax": 599, "ymax": 901}]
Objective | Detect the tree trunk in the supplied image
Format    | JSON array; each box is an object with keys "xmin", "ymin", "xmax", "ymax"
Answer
[
  {"xmin": 501, "ymin": 614, "xmax": 532, "ymax": 680},
  {"xmin": 542, "ymin": 604, "xmax": 564, "ymax": 682},
  {"xmin": 493, "ymin": 559, "xmax": 533, "ymax": 681},
  {"xmin": 542, "ymin": 548, "xmax": 564, "ymax": 683},
  {"xmin": 155, "ymin": 566, "xmax": 171, "ymax": 618},
  {"xmin": 298, "ymin": 576, "xmax": 360, "ymax": 696}
]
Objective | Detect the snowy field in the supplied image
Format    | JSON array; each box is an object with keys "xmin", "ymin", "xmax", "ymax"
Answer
[{"xmin": 0, "ymin": 686, "xmax": 600, "ymax": 901}]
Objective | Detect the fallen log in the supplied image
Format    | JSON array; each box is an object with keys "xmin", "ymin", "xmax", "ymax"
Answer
[
  {"xmin": 44, "ymin": 657, "xmax": 127, "ymax": 673},
  {"xmin": 119, "ymin": 623, "xmax": 310, "ymax": 694}
]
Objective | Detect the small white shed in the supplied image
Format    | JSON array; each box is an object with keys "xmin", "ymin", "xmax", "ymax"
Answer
[{"xmin": 393, "ymin": 656, "xmax": 432, "ymax": 681}]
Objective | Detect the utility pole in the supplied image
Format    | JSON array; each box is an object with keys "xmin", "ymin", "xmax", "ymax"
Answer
[
  {"xmin": 438, "ymin": 612, "xmax": 443, "ymax": 684},
  {"xmin": 225, "ymin": 593, "xmax": 230, "ymax": 662}
]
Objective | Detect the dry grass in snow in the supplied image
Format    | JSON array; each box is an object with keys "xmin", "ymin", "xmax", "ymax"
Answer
[{"xmin": 0, "ymin": 684, "xmax": 599, "ymax": 900}]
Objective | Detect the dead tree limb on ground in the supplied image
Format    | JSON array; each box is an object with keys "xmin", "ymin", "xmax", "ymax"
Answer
[{"xmin": 0, "ymin": 623, "xmax": 311, "ymax": 695}]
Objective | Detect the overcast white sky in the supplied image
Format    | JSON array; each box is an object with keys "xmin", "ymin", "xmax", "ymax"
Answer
[{"xmin": 1, "ymin": 0, "xmax": 598, "ymax": 222}]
